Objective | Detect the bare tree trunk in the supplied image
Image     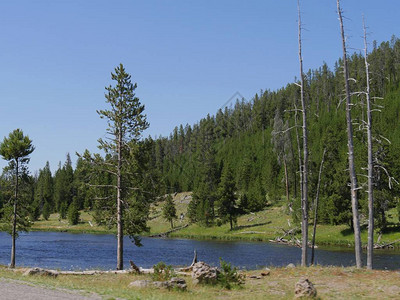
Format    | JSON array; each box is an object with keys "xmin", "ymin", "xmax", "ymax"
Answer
[
  {"xmin": 295, "ymin": 107, "xmax": 303, "ymax": 218},
  {"xmin": 117, "ymin": 130, "xmax": 123, "ymax": 270},
  {"xmin": 337, "ymin": 0, "xmax": 362, "ymax": 268},
  {"xmin": 363, "ymin": 16, "xmax": 374, "ymax": 270},
  {"xmin": 295, "ymin": 107, "xmax": 303, "ymax": 215},
  {"xmin": 298, "ymin": 0, "xmax": 309, "ymax": 267},
  {"xmin": 311, "ymin": 148, "xmax": 326, "ymax": 265},
  {"xmin": 284, "ymin": 158, "xmax": 290, "ymax": 204},
  {"xmin": 10, "ymin": 159, "xmax": 18, "ymax": 269}
]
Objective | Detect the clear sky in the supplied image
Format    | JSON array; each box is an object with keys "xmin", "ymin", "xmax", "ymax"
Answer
[{"xmin": 0, "ymin": 0, "xmax": 398, "ymax": 174}]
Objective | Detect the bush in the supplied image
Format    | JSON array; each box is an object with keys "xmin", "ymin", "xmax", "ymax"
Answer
[
  {"xmin": 59, "ymin": 202, "xmax": 67, "ymax": 220},
  {"xmin": 217, "ymin": 259, "xmax": 244, "ymax": 289},
  {"xmin": 152, "ymin": 261, "xmax": 175, "ymax": 281},
  {"xmin": 67, "ymin": 203, "xmax": 80, "ymax": 225},
  {"xmin": 42, "ymin": 202, "xmax": 51, "ymax": 220}
]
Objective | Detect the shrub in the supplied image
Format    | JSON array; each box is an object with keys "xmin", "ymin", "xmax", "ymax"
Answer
[
  {"xmin": 152, "ymin": 261, "xmax": 175, "ymax": 281},
  {"xmin": 67, "ymin": 203, "xmax": 80, "ymax": 225},
  {"xmin": 42, "ymin": 202, "xmax": 51, "ymax": 220},
  {"xmin": 217, "ymin": 259, "xmax": 244, "ymax": 289},
  {"xmin": 59, "ymin": 202, "xmax": 67, "ymax": 220}
]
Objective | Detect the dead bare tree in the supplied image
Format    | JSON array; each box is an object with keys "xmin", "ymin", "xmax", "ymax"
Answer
[
  {"xmin": 311, "ymin": 148, "xmax": 326, "ymax": 265},
  {"xmin": 362, "ymin": 16, "xmax": 374, "ymax": 270},
  {"xmin": 297, "ymin": 0, "xmax": 309, "ymax": 267},
  {"xmin": 336, "ymin": 0, "xmax": 362, "ymax": 268}
]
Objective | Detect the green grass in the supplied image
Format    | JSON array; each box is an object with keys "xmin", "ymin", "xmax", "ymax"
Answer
[
  {"xmin": 31, "ymin": 211, "xmax": 114, "ymax": 234},
  {"xmin": 30, "ymin": 192, "xmax": 400, "ymax": 248}
]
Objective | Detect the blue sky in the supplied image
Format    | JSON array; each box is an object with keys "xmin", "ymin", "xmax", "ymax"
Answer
[{"xmin": 0, "ymin": 0, "xmax": 398, "ymax": 173}]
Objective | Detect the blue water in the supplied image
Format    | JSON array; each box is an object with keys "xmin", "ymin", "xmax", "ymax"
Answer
[{"xmin": 0, "ymin": 231, "xmax": 400, "ymax": 270}]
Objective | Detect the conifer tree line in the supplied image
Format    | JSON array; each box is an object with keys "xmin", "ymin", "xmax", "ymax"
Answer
[
  {"xmin": 0, "ymin": 28, "xmax": 400, "ymax": 270},
  {"xmin": 146, "ymin": 35, "xmax": 400, "ymax": 230},
  {"xmin": 0, "ymin": 36, "xmax": 399, "ymax": 233}
]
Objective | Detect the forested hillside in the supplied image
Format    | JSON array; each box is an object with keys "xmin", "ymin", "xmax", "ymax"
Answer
[
  {"xmin": 146, "ymin": 36, "xmax": 400, "ymax": 229},
  {"xmin": 1, "ymin": 36, "xmax": 400, "ymax": 232}
]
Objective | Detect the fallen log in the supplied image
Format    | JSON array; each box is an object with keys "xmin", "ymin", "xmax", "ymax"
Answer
[
  {"xmin": 374, "ymin": 239, "xmax": 400, "ymax": 249},
  {"xmin": 232, "ymin": 231, "xmax": 266, "ymax": 235},
  {"xmin": 177, "ymin": 249, "xmax": 197, "ymax": 272}
]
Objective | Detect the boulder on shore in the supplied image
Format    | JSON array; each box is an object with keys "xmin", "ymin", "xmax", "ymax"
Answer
[
  {"xmin": 23, "ymin": 267, "xmax": 58, "ymax": 277},
  {"xmin": 286, "ymin": 263, "xmax": 296, "ymax": 269},
  {"xmin": 129, "ymin": 277, "xmax": 187, "ymax": 291},
  {"xmin": 294, "ymin": 278, "xmax": 317, "ymax": 298},
  {"xmin": 191, "ymin": 261, "xmax": 219, "ymax": 285}
]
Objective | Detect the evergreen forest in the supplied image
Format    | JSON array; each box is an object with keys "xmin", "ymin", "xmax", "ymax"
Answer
[{"xmin": 1, "ymin": 35, "xmax": 400, "ymax": 238}]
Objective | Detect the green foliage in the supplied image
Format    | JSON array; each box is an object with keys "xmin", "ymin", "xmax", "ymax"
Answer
[
  {"xmin": 217, "ymin": 165, "xmax": 238, "ymax": 230},
  {"xmin": 53, "ymin": 155, "xmax": 75, "ymax": 213},
  {"xmin": 0, "ymin": 129, "xmax": 35, "ymax": 163},
  {"xmin": 162, "ymin": 195, "xmax": 177, "ymax": 228},
  {"xmin": 42, "ymin": 202, "xmax": 51, "ymax": 220},
  {"xmin": 59, "ymin": 202, "xmax": 67, "ymax": 220},
  {"xmin": 67, "ymin": 202, "xmax": 80, "ymax": 225},
  {"xmin": 34, "ymin": 161, "xmax": 53, "ymax": 219},
  {"xmin": 217, "ymin": 259, "xmax": 244, "ymax": 289},
  {"xmin": 152, "ymin": 261, "xmax": 175, "ymax": 281},
  {"xmin": 0, "ymin": 129, "xmax": 35, "ymax": 241}
]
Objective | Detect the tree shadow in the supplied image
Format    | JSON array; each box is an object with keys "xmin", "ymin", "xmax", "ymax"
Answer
[
  {"xmin": 340, "ymin": 227, "xmax": 354, "ymax": 236},
  {"xmin": 341, "ymin": 224, "xmax": 400, "ymax": 236},
  {"xmin": 232, "ymin": 221, "xmax": 271, "ymax": 231},
  {"xmin": 380, "ymin": 225, "xmax": 400, "ymax": 234}
]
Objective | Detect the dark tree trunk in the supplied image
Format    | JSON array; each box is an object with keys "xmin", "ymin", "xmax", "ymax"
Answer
[
  {"xmin": 11, "ymin": 159, "xmax": 18, "ymax": 269},
  {"xmin": 117, "ymin": 129, "xmax": 123, "ymax": 270}
]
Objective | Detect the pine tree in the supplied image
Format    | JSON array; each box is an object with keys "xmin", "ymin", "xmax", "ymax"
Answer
[
  {"xmin": 217, "ymin": 165, "xmax": 238, "ymax": 230},
  {"xmin": 96, "ymin": 63, "xmax": 149, "ymax": 270},
  {"xmin": 162, "ymin": 195, "xmax": 177, "ymax": 228},
  {"xmin": 0, "ymin": 129, "xmax": 34, "ymax": 268},
  {"xmin": 33, "ymin": 161, "xmax": 53, "ymax": 220},
  {"xmin": 67, "ymin": 201, "xmax": 80, "ymax": 225}
]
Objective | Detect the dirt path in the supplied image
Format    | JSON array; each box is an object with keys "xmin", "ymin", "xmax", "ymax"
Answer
[{"xmin": 0, "ymin": 278, "xmax": 102, "ymax": 300}]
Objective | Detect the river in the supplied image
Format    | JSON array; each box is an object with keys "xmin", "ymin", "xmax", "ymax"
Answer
[{"xmin": 0, "ymin": 231, "xmax": 399, "ymax": 270}]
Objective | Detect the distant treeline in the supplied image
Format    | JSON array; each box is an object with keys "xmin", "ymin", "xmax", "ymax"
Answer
[{"xmin": 1, "ymin": 36, "xmax": 400, "ymax": 231}]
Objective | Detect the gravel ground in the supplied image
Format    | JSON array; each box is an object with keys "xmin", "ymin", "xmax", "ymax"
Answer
[{"xmin": 0, "ymin": 278, "xmax": 102, "ymax": 300}]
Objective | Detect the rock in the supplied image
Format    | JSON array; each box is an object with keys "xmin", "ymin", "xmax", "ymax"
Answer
[
  {"xmin": 152, "ymin": 281, "xmax": 170, "ymax": 288},
  {"xmin": 129, "ymin": 278, "xmax": 187, "ymax": 291},
  {"xmin": 294, "ymin": 278, "xmax": 317, "ymax": 298},
  {"xmin": 286, "ymin": 263, "xmax": 296, "ymax": 269},
  {"xmin": 169, "ymin": 277, "xmax": 187, "ymax": 290},
  {"xmin": 192, "ymin": 261, "xmax": 219, "ymax": 285},
  {"xmin": 23, "ymin": 268, "xmax": 58, "ymax": 277},
  {"xmin": 129, "ymin": 280, "xmax": 152, "ymax": 288},
  {"xmin": 262, "ymin": 267, "xmax": 270, "ymax": 276},
  {"xmin": 249, "ymin": 275, "xmax": 262, "ymax": 279}
]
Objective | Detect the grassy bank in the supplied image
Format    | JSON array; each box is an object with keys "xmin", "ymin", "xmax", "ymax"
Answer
[
  {"xmin": 1, "ymin": 265, "xmax": 400, "ymax": 299},
  {"xmin": 30, "ymin": 192, "xmax": 400, "ymax": 248}
]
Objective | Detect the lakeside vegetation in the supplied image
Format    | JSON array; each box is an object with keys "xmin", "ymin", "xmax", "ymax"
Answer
[
  {"xmin": 29, "ymin": 192, "xmax": 400, "ymax": 248},
  {"xmin": 1, "ymin": 265, "xmax": 400, "ymax": 299},
  {"xmin": 1, "ymin": 4, "xmax": 400, "ymax": 272}
]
